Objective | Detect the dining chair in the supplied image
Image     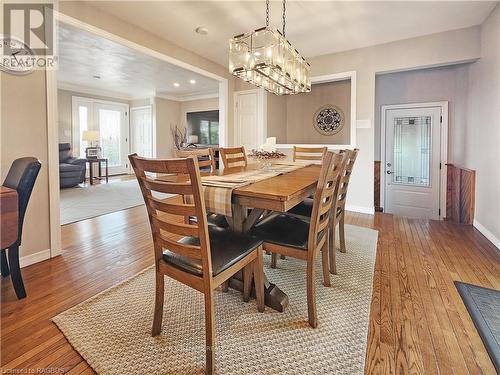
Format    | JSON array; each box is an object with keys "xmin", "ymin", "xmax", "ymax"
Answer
[
  {"xmin": 293, "ymin": 146, "xmax": 327, "ymax": 162},
  {"xmin": 129, "ymin": 153, "xmax": 264, "ymax": 374},
  {"xmin": 175, "ymin": 148, "xmax": 216, "ymax": 173},
  {"xmin": 175, "ymin": 148, "xmax": 228, "ymax": 228},
  {"xmin": 1, "ymin": 157, "xmax": 41, "ymax": 299},
  {"xmin": 250, "ymin": 151, "xmax": 346, "ymax": 328},
  {"xmin": 287, "ymin": 149, "xmax": 359, "ymax": 274},
  {"xmin": 219, "ymin": 146, "xmax": 247, "ymax": 168}
]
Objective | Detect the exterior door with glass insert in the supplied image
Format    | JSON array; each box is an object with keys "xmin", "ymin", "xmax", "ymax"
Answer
[
  {"xmin": 72, "ymin": 97, "xmax": 129, "ymax": 176},
  {"xmin": 131, "ymin": 106, "xmax": 153, "ymax": 157},
  {"xmin": 384, "ymin": 106, "xmax": 441, "ymax": 219},
  {"xmin": 95, "ymin": 102, "xmax": 129, "ymax": 175}
]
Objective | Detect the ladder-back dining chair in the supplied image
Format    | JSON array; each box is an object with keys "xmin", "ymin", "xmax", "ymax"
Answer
[
  {"xmin": 287, "ymin": 149, "xmax": 359, "ymax": 274},
  {"xmin": 219, "ymin": 146, "xmax": 247, "ymax": 168},
  {"xmin": 250, "ymin": 151, "xmax": 346, "ymax": 328},
  {"xmin": 129, "ymin": 153, "xmax": 264, "ymax": 374},
  {"xmin": 293, "ymin": 146, "xmax": 327, "ymax": 162},
  {"xmin": 1, "ymin": 157, "xmax": 41, "ymax": 299},
  {"xmin": 175, "ymin": 148, "xmax": 217, "ymax": 173}
]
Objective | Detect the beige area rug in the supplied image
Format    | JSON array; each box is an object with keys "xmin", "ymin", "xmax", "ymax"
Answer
[
  {"xmin": 53, "ymin": 224, "xmax": 378, "ymax": 374},
  {"xmin": 60, "ymin": 180, "xmax": 172, "ymax": 225}
]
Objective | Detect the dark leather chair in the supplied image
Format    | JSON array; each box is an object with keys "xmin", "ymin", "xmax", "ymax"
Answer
[
  {"xmin": 1, "ymin": 157, "xmax": 41, "ymax": 299},
  {"xmin": 59, "ymin": 143, "xmax": 86, "ymax": 188}
]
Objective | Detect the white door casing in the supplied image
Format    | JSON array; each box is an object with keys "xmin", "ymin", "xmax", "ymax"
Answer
[{"xmin": 383, "ymin": 106, "xmax": 443, "ymax": 219}]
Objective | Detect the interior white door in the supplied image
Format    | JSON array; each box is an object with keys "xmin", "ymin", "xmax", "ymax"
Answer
[
  {"xmin": 384, "ymin": 106, "xmax": 442, "ymax": 219},
  {"xmin": 131, "ymin": 106, "xmax": 153, "ymax": 157},
  {"xmin": 235, "ymin": 91, "xmax": 259, "ymax": 151},
  {"xmin": 94, "ymin": 102, "xmax": 129, "ymax": 175}
]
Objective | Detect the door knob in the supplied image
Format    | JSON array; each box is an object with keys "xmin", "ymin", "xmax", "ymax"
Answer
[{"xmin": 386, "ymin": 170, "xmax": 392, "ymax": 174}]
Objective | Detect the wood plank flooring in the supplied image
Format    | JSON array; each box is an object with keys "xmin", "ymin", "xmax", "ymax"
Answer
[{"xmin": 2, "ymin": 206, "xmax": 499, "ymax": 374}]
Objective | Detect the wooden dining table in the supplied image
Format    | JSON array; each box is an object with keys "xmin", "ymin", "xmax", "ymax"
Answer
[{"xmin": 160, "ymin": 162, "xmax": 322, "ymax": 311}]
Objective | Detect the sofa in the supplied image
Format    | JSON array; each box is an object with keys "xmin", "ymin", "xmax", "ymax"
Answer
[{"xmin": 59, "ymin": 143, "xmax": 86, "ymax": 188}]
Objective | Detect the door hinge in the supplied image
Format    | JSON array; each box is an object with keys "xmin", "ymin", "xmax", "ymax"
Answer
[
  {"xmin": 440, "ymin": 115, "xmax": 442, "ymax": 123},
  {"xmin": 439, "ymin": 162, "xmax": 442, "ymax": 170},
  {"xmin": 438, "ymin": 208, "xmax": 441, "ymax": 216}
]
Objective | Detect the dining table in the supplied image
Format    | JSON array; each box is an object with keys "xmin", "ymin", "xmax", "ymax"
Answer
[{"xmin": 160, "ymin": 162, "xmax": 322, "ymax": 312}]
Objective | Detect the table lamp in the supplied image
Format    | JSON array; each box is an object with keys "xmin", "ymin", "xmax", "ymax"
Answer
[{"xmin": 82, "ymin": 130, "xmax": 101, "ymax": 158}]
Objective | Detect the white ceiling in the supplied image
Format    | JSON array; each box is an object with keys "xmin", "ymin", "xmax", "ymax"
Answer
[
  {"xmin": 88, "ymin": 1, "xmax": 497, "ymax": 66},
  {"xmin": 57, "ymin": 23, "xmax": 219, "ymax": 100}
]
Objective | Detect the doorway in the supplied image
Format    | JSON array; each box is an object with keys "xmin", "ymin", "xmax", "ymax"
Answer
[
  {"xmin": 234, "ymin": 89, "xmax": 266, "ymax": 151},
  {"xmin": 381, "ymin": 102, "xmax": 448, "ymax": 219},
  {"xmin": 130, "ymin": 105, "xmax": 153, "ymax": 158}
]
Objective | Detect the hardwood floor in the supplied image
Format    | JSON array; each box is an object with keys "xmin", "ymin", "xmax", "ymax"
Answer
[{"xmin": 2, "ymin": 206, "xmax": 499, "ymax": 374}]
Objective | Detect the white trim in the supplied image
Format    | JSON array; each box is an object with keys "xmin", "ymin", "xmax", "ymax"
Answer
[
  {"xmin": 46, "ymin": 5, "xmax": 62, "ymax": 258},
  {"xmin": 155, "ymin": 91, "xmax": 219, "ymax": 102},
  {"xmin": 20, "ymin": 249, "xmax": 52, "ymax": 268},
  {"xmin": 233, "ymin": 89, "xmax": 267, "ymax": 148},
  {"xmin": 47, "ymin": 12, "xmax": 229, "ymax": 255},
  {"xmin": 345, "ymin": 204, "xmax": 375, "ymax": 215},
  {"xmin": 380, "ymin": 101, "xmax": 448, "ymax": 219},
  {"xmin": 274, "ymin": 71, "xmax": 357, "ymax": 149},
  {"xmin": 473, "ymin": 219, "xmax": 500, "ymax": 251}
]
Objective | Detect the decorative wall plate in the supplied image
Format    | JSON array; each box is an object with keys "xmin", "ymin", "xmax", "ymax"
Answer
[{"xmin": 313, "ymin": 105, "xmax": 344, "ymax": 136}]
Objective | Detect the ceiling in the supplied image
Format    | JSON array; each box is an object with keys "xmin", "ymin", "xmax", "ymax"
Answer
[
  {"xmin": 87, "ymin": 1, "xmax": 497, "ymax": 66},
  {"xmin": 57, "ymin": 23, "xmax": 219, "ymax": 100}
]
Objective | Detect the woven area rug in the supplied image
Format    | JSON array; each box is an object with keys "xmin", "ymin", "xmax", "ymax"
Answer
[{"xmin": 53, "ymin": 224, "xmax": 378, "ymax": 374}]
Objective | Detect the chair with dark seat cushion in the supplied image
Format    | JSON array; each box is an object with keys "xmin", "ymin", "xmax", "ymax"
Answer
[
  {"xmin": 59, "ymin": 143, "xmax": 86, "ymax": 188},
  {"xmin": 250, "ymin": 151, "xmax": 346, "ymax": 328},
  {"xmin": 129, "ymin": 153, "xmax": 264, "ymax": 374},
  {"xmin": 287, "ymin": 148, "xmax": 359, "ymax": 274},
  {"xmin": 1, "ymin": 157, "xmax": 41, "ymax": 299},
  {"xmin": 163, "ymin": 225, "xmax": 263, "ymax": 276}
]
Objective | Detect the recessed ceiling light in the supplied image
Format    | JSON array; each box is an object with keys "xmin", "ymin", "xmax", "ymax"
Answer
[
  {"xmin": 190, "ymin": 79, "xmax": 196, "ymax": 84},
  {"xmin": 173, "ymin": 82, "xmax": 180, "ymax": 87},
  {"xmin": 195, "ymin": 26, "xmax": 208, "ymax": 35}
]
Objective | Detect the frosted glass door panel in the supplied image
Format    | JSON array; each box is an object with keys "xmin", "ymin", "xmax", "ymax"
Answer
[{"xmin": 392, "ymin": 116, "xmax": 431, "ymax": 187}]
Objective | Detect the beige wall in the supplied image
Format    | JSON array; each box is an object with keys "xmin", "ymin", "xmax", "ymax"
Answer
[
  {"xmin": 465, "ymin": 5, "xmax": 500, "ymax": 245},
  {"xmin": 1, "ymin": 71, "xmax": 51, "ymax": 256},
  {"xmin": 286, "ymin": 81, "xmax": 351, "ymax": 144},
  {"xmin": 309, "ymin": 26, "xmax": 481, "ymax": 211},
  {"xmin": 266, "ymin": 93, "xmax": 287, "ymax": 143},
  {"xmin": 375, "ymin": 64, "xmax": 470, "ymax": 162},
  {"xmin": 155, "ymin": 97, "xmax": 180, "ymax": 158},
  {"xmin": 57, "ymin": 89, "xmax": 130, "ymax": 144}
]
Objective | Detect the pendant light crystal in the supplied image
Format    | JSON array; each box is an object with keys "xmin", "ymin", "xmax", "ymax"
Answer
[{"xmin": 228, "ymin": 2, "xmax": 311, "ymax": 95}]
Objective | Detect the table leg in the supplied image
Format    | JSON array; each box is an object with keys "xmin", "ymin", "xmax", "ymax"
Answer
[
  {"xmin": 89, "ymin": 162, "xmax": 94, "ymax": 185},
  {"xmin": 98, "ymin": 161, "xmax": 102, "ymax": 179},
  {"xmin": 229, "ymin": 206, "xmax": 289, "ymax": 312},
  {"xmin": 105, "ymin": 160, "xmax": 109, "ymax": 183}
]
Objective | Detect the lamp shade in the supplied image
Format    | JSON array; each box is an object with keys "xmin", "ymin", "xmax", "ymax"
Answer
[{"xmin": 82, "ymin": 130, "xmax": 100, "ymax": 142}]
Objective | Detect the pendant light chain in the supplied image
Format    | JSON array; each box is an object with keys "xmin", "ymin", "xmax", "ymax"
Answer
[
  {"xmin": 266, "ymin": 0, "xmax": 270, "ymax": 27},
  {"xmin": 282, "ymin": 0, "xmax": 286, "ymax": 37}
]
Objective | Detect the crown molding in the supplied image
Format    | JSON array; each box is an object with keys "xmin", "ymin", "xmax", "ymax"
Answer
[
  {"xmin": 57, "ymin": 81, "xmax": 142, "ymax": 101},
  {"xmin": 155, "ymin": 91, "xmax": 218, "ymax": 102}
]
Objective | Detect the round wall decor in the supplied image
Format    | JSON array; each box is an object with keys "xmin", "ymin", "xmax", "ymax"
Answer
[{"xmin": 313, "ymin": 105, "xmax": 344, "ymax": 136}]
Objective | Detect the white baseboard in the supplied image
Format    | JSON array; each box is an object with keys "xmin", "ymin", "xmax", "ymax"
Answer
[
  {"xmin": 345, "ymin": 204, "xmax": 375, "ymax": 215},
  {"xmin": 473, "ymin": 219, "xmax": 500, "ymax": 251},
  {"xmin": 19, "ymin": 248, "xmax": 51, "ymax": 268}
]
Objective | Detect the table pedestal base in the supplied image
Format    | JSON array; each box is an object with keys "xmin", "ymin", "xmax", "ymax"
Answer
[{"xmin": 228, "ymin": 269, "xmax": 289, "ymax": 312}]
